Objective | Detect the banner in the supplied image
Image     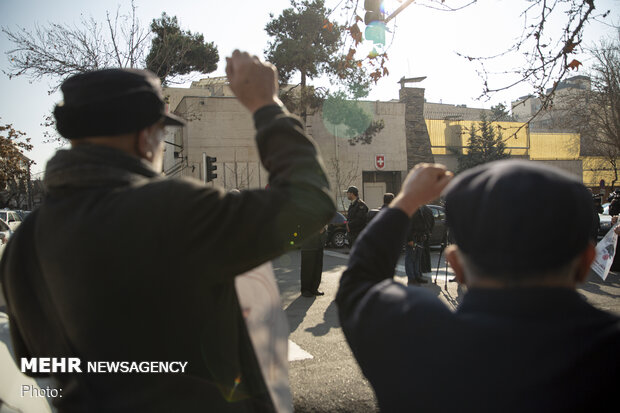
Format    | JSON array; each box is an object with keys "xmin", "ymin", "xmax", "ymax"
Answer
[{"xmin": 591, "ymin": 224, "xmax": 618, "ymax": 281}]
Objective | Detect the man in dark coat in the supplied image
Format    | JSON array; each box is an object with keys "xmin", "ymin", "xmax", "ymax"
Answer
[
  {"xmin": 345, "ymin": 186, "xmax": 368, "ymax": 246},
  {"xmin": 300, "ymin": 225, "xmax": 328, "ymax": 297},
  {"xmin": 0, "ymin": 51, "xmax": 335, "ymax": 413},
  {"xmin": 405, "ymin": 205, "xmax": 433, "ymax": 284},
  {"xmin": 337, "ymin": 160, "xmax": 619, "ymax": 413}
]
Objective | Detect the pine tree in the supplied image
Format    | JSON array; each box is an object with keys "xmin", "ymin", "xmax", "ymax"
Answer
[
  {"xmin": 146, "ymin": 13, "xmax": 219, "ymax": 85},
  {"xmin": 457, "ymin": 116, "xmax": 510, "ymax": 173}
]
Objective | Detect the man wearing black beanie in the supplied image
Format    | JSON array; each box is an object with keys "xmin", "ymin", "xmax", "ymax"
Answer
[
  {"xmin": 1, "ymin": 51, "xmax": 335, "ymax": 412},
  {"xmin": 337, "ymin": 160, "xmax": 620, "ymax": 413}
]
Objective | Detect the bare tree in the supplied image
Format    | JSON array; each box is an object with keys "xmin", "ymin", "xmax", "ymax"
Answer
[
  {"xmin": 2, "ymin": 0, "xmax": 150, "ymax": 92},
  {"xmin": 583, "ymin": 38, "xmax": 620, "ymax": 150},
  {"xmin": 554, "ymin": 36, "xmax": 620, "ymax": 175},
  {"xmin": 329, "ymin": 155, "xmax": 360, "ymax": 211},
  {"xmin": 224, "ymin": 162, "xmax": 258, "ymax": 191},
  {"xmin": 3, "ymin": 1, "xmax": 218, "ymax": 145},
  {"xmin": 339, "ymin": 0, "xmax": 613, "ymax": 111}
]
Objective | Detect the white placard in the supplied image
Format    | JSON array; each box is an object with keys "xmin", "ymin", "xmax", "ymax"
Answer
[{"xmin": 235, "ymin": 262, "xmax": 292, "ymax": 413}]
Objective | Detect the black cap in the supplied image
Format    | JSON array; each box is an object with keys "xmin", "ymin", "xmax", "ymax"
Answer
[
  {"xmin": 54, "ymin": 68, "xmax": 186, "ymax": 139},
  {"xmin": 346, "ymin": 186, "xmax": 359, "ymax": 196},
  {"xmin": 443, "ymin": 160, "xmax": 594, "ymax": 276}
]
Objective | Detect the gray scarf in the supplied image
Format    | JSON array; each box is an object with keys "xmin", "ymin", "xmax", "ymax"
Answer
[{"xmin": 44, "ymin": 144, "xmax": 160, "ymax": 192}]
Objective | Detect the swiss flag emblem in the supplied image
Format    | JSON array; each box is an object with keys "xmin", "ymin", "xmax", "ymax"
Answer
[{"xmin": 375, "ymin": 154, "xmax": 385, "ymax": 170}]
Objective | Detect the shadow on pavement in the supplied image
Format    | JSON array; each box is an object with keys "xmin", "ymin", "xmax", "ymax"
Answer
[
  {"xmin": 304, "ymin": 300, "xmax": 339, "ymax": 337},
  {"xmin": 579, "ymin": 271, "xmax": 620, "ymax": 299},
  {"xmin": 285, "ymin": 295, "xmax": 316, "ymax": 334},
  {"xmin": 273, "ymin": 250, "xmax": 348, "ymax": 305}
]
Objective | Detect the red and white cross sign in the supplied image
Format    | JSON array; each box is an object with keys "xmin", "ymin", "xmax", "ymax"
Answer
[{"xmin": 375, "ymin": 154, "xmax": 385, "ymax": 170}]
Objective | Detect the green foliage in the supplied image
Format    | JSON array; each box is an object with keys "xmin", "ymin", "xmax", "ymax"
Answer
[
  {"xmin": 322, "ymin": 92, "xmax": 384, "ymax": 145},
  {"xmin": 490, "ymin": 103, "xmax": 513, "ymax": 121},
  {"xmin": 265, "ymin": 0, "xmax": 378, "ymax": 144},
  {"xmin": 457, "ymin": 116, "xmax": 510, "ymax": 173},
  {"xmin": 146, "ymin": 13, "xmax": 219, "ymax": 84},
  {"xmin": 0, "ymin": 121, "xmax": 33, "ymax": 207},
  {"xmin": 265, "ymin": 0, "xmax": 342, "ymax": 85}
]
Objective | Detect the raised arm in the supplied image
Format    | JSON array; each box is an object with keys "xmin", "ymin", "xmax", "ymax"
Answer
[{"xmin": 336, "ymin": 164, "xmax": 452, "ymax": 351}]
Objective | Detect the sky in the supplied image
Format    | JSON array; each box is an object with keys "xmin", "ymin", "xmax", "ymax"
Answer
[{"xmin": 0, "ymin": 0, "xmax": 618, "ymax": 175}]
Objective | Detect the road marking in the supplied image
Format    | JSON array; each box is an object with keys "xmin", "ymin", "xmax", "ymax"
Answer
[
  {"xmin": 324, "ymin": 250, "xmax": 349, "ymax": 259},
  {"xmin": 288, "ymin": 339, "xmax": 313, "ymax": 362}
]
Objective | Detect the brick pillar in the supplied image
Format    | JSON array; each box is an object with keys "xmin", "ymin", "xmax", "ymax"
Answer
[{"xmin": 399, "ymin": 87, "xmax": 434, "ymax": 170}]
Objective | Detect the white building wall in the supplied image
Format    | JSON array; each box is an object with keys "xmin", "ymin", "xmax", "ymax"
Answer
[{"xmin": 166, "ymin": 93, "xmax": 408, "ymax": 208}]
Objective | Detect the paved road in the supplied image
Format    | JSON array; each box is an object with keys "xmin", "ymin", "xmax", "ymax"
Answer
[
  {"xmin": 0, "ymin": 247, "xmax": 617, "ymax": 413},
  {"xmin": 273, "ymin": 247, "xmax": 620, "ymax": 413}
]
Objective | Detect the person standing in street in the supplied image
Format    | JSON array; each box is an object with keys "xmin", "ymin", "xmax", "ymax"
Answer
[
  {"xmin": 345, "ymin": 186, "xmax": 368, "ymax": 247},
  {"xmin": 0, "ymin": 51, "xmax": 335, "ymax": 413},
  {"xmin": 337, "ymin": 160, "xmax": 619, "ymax": 413},
  {"xmin": 300, "ymin": 225, "xmax": 327, "ymax": 297},
  {"xmin": 420, "ymin": 204, "xmax": 435, "ymax": 273},
  {"xmin": 404, "ymin": 204, "xmax": 433, "ymax": 284},
  {"xmin": 366, "ymin": 192, "xmax": 394, "ymax": 223}
]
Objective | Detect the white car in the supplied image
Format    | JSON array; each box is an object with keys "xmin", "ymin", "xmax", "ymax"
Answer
[
  {"xmin": 0, "ymin": 210, "xmax": 22, "ymax": 231},
  {"xmin": 599, "ymin": 213, "xmax": 612, "ymax": 238},
  {"xmin": 0, "ymin": 219, "xmax": 12, "ymax": 258}
]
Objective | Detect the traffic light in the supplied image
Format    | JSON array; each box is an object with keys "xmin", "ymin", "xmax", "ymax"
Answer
[
  {"xmin": 206, "ymin": 156, "xmax": 217, "ymax": 182},
  {"xmin": 364, "ymin": 0, "xmax": 384, "ymax": 24},
  {"xmin": 364, "ymin": 0, "xmax": 386, "ymax": 46}
]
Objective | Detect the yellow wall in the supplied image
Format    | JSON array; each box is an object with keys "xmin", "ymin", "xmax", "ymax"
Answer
[
  {"xmin": 426, "ymin": 119, "xmax": 593, "ymax": 181},
  {"xmin": 530, "ymin": 133, "xmax": 580, "ymax": 160},
  {"xmin": 426, "ymin": 120, "xmax": 529, "ymax": 156},
  {"xmin": 426, "ymin": 120, "xmax": 583, "ymax": 161},
  {"xmin": 582, "ymin": 156, "xmax": 620, "ymax": 187}
]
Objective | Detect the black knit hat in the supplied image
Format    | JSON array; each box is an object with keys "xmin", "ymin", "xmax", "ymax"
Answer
[
  {"xmin": 443, "ymin": 160, "xmax": 594, "ymax": 276},
  {"xmin": 54, "ymin": 68, "xmax": 185, "ymax": 139}
]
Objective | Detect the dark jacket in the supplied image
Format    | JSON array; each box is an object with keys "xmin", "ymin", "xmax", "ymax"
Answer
[
  {"xmin": 300, "ymin": 227, "xmax": 327, "ymax": 251},
  {"xmin": 347, "ymin": 198, "xmax": 368, "ymax": 235},
  {"xmin": 0, "ymin": 105, "xmax": 335, "ymax": 413},
  {"xmin": 337, "ymin": 207, "xmax": 620, "ymax": 413},
  {"xmin": 406, "ymin": 205, "xmax": 434, "ymax": 244}
]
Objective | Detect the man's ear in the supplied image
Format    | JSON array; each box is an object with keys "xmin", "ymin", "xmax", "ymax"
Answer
[
  {"xmin": 135, "ymin": 125, "xmax": 157, "ymax": 161},
  {"xmin": 446, "ymin": 245, "xmax": 466, "ymax": 285},
  {"xmin": 575, "ymin": 243, "xmax": 595, "ymax": 284}
]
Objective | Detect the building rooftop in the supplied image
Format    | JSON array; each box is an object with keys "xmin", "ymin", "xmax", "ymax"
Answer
[{"xmin": 423, "ymin": 102, "xmax": 492, "ymax": 121}]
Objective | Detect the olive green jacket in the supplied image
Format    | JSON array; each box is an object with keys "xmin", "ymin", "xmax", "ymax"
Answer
[{"xmin": 0, "ymin": 105, "xmax": 335, "ymax": 413}]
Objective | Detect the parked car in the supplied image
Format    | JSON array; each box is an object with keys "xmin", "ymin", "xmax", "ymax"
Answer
[
  {"xmin": 603, "ymin": 202, "xmax": 610, "ymax": 215},
  {"xmin": 599, "ymin": 214, "xmax": 612, "ymax": 239},
  {"xmin": 0, "ymin": 218, "xmax": 12, "ymax": 258},
  {"xmin": 326, "ymin": 212, "xmax": 348, "ymax": 248},
  {"xmin": 599, "ymin": 202, "xmax": 613, "ymax": 240},
  {"xmin": 426, "ymin": 204, "xmax": 448, "ymax": 247},
  {"xmin": 0, "ymin": 210, "xmax": 22, "ymax": 231},
  {"xmin": 14, "ymin": 210, "xmax": 31, "ymax": 220}
]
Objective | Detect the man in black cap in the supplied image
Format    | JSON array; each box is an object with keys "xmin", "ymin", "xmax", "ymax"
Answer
[
  {"xmin": 0, "ymin": 51, "xmax": 335, "ymax": 412},
  {"xmin": 345, "ymin": 186, "xmax": 368, "ymax": 246},
  {"xmin": 366, "ymin": 192, "xmax": 394, "ymax": 223},
  {"xmin": 337, "ymin": 160, "xmax": 619, "ymax": 412}
]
